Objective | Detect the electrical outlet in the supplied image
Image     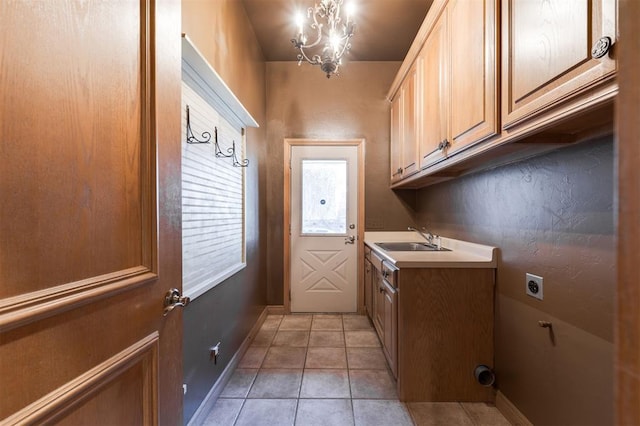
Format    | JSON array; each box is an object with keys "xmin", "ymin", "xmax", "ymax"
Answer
[
  {"xmin": 526, "ymin": 273, "xmax": 543, "ymax": 300},
  {"xmin": 209, "ymin": 342, "xmax": 221, "ymax": 364}
]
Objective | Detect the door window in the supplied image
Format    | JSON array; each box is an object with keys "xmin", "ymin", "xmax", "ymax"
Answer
[{"xmin": 301, "ymin": 159, "xmax": 347, "ymax": 235}]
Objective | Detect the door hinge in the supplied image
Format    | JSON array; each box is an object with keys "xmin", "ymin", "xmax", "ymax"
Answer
[
  {"xmin": 289, "ymin": 289, "xmax": 291, "ymax": 301},
  {"xmin": 289, "ymin": 223, "xmax": 291, "ymax": 235}
]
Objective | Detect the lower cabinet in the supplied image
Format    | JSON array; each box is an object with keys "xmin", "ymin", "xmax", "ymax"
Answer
[
  {"xmin": 381, "ymin": 278, "xmax": 398, "ymax": 379},
  {"xmin": 364, "ymin": 246, "xmax": 495, "ymax": 402},
  {"xmin": 397, "ymin": 267, "xmax": 495, "ymax": 402},
  {"xmin": 364, "ymin": 255, "xmax": 373, "ymax": 317},
  {"xmin": 369, "ymin": 252, "xmax": 398, "ymax": 378}
]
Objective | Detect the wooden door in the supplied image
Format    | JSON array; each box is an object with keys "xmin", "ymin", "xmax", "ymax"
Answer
[
  {"xmin": 502, "ymin": 0, "xmax": 617, "ymax": 128},
  {"xmin": 290, "ymin": 145, "xmax": 360, "ymax": 313},
  {"xmin": 447, "ymin": 0, "xmax": 498, "ymax": 153},
  {"xmin": 419, "ymin": 9, "xmax": 448, "ymax": 169},
  {"xmin": 0, "ymin": 1, "xmax": 183, "ymax": 424},
  {"xmin": 401, "ymin": 65, "xmax": 419, "ymax": 177},
  {"xmin": 390, "ymin": 95, "xmax": 403, "ymax": 183}
]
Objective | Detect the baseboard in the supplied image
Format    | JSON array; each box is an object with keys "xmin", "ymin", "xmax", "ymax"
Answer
[
  {"xmin": 266, "ymin": 305, "xmax": 285, "ymax": 315},
  {"xmin": 187, "ymin": 306, "xmax": 269, "ymax": 426},
  {"xmin": 496, "ymin": 390, "xmax": 533, "ymax": 426}
]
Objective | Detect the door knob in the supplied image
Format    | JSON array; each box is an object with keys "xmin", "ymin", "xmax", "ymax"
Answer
[
  {"xmin": 345, "ymin": 235, "xmax": 356, "ymax": 244},
  {"xmin": 164, "ymin": 288, "xmax": 190, "ymax": 316}
]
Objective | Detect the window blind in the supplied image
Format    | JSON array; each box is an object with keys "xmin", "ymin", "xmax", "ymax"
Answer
[{"xmin": 181, "ymin": 82, "xmax": 246, "ymax": 300}]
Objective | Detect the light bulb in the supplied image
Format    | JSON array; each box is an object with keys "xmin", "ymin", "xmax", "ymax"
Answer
[
  {"xmin": 345, "ymin": 2, "xmax": 356, "ymax": 21},
  {"xmin": 295, "ymin": 12, "xmax": 304, "ymax": 36},
  {"xmin": 330, "ymin": 32, "xmax": 341, "ymax": 53}
]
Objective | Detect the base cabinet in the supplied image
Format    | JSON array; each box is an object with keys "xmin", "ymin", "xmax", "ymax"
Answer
[
  {"xmin": 364, "ymin": 246, "xmax": 495, "ymax": 402},
  {"xmin": 369, "ymin": 252, "xmax": 398, "ymax": 378},
  {"xmin": 397, "ymin": 267, "xmax": 495, "ymax": 402},
  {"xmin": 364, "ymin": 249, "xmax": 373, "ymax": 317},
  {"xmin": 381, "ymin": 278, "xmax": 398, "ymax": 378}
]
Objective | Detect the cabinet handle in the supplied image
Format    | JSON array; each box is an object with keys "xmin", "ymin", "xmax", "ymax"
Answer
[
  {"xmin": 591, "ymin": 36, "xmax": 612, "ymax": 59},
  {"xmin": 392, "ymin": 167, "xmax": 403, "ymax": 177},
  {"xmin": 422, "ymin": 139, "xmax": 451, "ymax": 160}
]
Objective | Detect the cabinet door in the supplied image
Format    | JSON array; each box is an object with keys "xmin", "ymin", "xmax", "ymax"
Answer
[
  {"xmin": 448, "ymin": 0, "xmax": 499, "ymax": 153},
  {"xmin": 390, "ymin": 94, "xmax": 404, "ymax": 183},
  {"xmin": 382, "ymin": 280, "xmax": 398, "ymax": 378},
  {"xmin": 364, "ymin": 258, "xmax": 373, "ymax": 317},
  {"xmin": 401, "ymin": 65, "xmax": 420, "ymax": 177},
  {"xmin": 373, "ymin": 271, "xmax": 385, "ymax": 339},
  {"xmin": 502, "ymin": 0, "xmax": 617, "ymax": 128},
  {"xmin": 419, "ymin": 9, "xmax": 448, "ymax": 169}
]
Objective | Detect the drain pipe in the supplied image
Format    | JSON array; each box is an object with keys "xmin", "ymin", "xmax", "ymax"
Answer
[{"xmin": 474, "ymin": 365, "xmax": 496, "ymax": 387}]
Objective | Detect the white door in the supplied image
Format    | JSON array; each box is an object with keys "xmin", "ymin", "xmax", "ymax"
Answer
[{"xmin": 290, "ymin": 145, "xmax": 359, "ymax": 312}]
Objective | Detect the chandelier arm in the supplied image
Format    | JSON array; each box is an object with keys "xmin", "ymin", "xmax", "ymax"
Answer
[
  {"xmin": 297, "ymin": 48, "xmax": 322, "ymax": 65},
  {"xmin": 301, "ymin": 7, "xmax": 324, "ymax": 48},
  {"xmin": 300, "ymin": 25, "xmax": 323, "ymax": 49},
  {"xmin": 333, "ymin": 38, "xmax": 352, "ymax": 59}
]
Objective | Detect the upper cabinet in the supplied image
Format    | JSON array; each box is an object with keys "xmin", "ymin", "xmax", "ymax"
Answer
[
  {"xmin": 401, "ymin": 65, "xmax": 420, "ymax": 177},
  {"xmin": 388, "ymin": 0, "xmax": 618, "ymax": 188},
  {"xmin": 390, "ymin": 63, "xmax": 420, "ymax": 182},
  {"xmin": 390, "ymin": 94, "xmax": 403, "ymax": 183},
  {"xmin": 419, "ymin": 8, "xmax": 448, "ymax": 169},
  {"xmin": 419, "ymin": 0, "xmax": 499, "ymax": 168},
  {"xmin": 501, "ymin": 0, "xmax": 617, "ymax": 128},
  {"xmin": 448, "ymin": 0, "xmax": 499, "ymax": 153}
]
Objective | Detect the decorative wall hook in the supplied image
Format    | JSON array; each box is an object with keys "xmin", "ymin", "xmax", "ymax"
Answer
[
  {"xmin": 214, "ymin": 127, "xmax": 249, "ymax": 168},
  {"xmin": 184, "ymin": 105, "xmax": 249, "ymax": 168},
  {"xmin": 185, "ymin": 105, "xmax": 211, "ymax": 144}
]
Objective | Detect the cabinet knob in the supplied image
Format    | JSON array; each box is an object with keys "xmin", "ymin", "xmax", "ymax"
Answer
[
  {"xmin": 437, "ymin": 139, "xmax": 450, "ymax": 151},
  {"xmin": 591, "ymin": 36, "xmax": 612, "ymax": 59}
]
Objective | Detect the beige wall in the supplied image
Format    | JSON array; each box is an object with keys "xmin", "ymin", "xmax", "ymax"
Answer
[
  {"xmin": 416, "ymin": 136, "xmax": 614, "ymax": 425},
  {"xmin": 182, "ymin": 0, "xmax": 265, "ymax": 119},
  {"xmin": 264, "ymin": 61, "xmax": 416, "ymax": 304}
]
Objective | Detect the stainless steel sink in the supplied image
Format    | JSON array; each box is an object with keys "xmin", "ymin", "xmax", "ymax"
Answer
[{"xmin": 375, "ymin": 242, "xmax": 451, "ymax": 252}]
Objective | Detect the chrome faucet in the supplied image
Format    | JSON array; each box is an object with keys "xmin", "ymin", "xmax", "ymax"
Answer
[{"xmin": 408, "ymin": 226, "xmax": 434, "ymax": 245}]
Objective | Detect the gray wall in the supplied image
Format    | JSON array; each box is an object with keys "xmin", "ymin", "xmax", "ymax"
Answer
[{"xmin": 414, "ymin": 135, "xmax": 614, "ymax": 425}]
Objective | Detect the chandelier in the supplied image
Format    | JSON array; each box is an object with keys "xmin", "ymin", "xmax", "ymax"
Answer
[{"xmin": 291, "ymin": 0, "xmax": 356, "ymax": 78}]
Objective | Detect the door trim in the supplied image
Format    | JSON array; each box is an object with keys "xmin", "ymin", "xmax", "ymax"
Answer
[{"xmin": 283, "ymin": 139, "xmax": 365, "ymax": 314}]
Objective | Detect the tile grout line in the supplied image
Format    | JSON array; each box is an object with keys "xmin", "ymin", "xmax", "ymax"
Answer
[{"xmin": 231, "ymin": 397, "xmax": 247, "ymax": 426}]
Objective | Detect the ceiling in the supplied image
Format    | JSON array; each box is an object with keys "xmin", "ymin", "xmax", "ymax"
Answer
[{"xmin": 241, "ymin": 0, "xmax": 433, "ymax": 62}]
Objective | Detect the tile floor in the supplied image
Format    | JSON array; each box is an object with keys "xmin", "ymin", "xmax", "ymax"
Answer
[{"xmin": 200, "ymin": 314, "xmax": 511, "ymax": 426}]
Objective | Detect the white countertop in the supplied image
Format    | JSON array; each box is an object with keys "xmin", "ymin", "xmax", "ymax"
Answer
[{"xmin": 364, "ymin": 231, "xmax": 497, "ymax": 268}]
